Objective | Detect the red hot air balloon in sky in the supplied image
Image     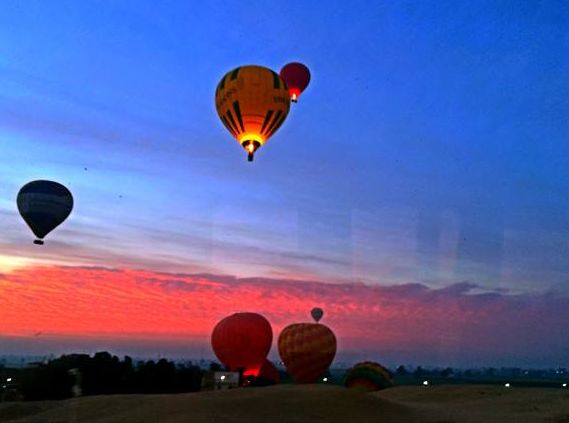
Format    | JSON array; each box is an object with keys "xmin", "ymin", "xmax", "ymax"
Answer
[
  {"xmin": 280, "ymin": 62, "xmax": 311, "ymax": 103},
  {"xmin": 211, "ymin": 313, "xmax": 273, "ymax": 371}
]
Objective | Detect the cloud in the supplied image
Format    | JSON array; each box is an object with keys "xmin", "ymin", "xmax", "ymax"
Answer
[{"xmin": 0, "ymin": 265, "xmax": 568, "ymax": 367}]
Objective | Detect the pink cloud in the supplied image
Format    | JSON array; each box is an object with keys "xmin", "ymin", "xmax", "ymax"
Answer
[{"xmin": 0, "ymin": 266, "xmax": 567, "ymax": 367}]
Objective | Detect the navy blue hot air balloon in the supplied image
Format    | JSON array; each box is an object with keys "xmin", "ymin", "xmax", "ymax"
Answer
[
  {"xmin": 17, "ymin": 180, "xmax": 73, "ymax": 245},
  {"xmin": 311, "ymin": 307, "xmax": 324, "ymax": 323}
]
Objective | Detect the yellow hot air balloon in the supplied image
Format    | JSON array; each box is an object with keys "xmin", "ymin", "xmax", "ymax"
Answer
[{"xmin": 215, "ymin": 65, "xmax": 291, "ymax": 161}]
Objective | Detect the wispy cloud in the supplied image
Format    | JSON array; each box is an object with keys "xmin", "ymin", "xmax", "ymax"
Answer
[{"xmin": 1, "ymin": 265, "xmax": 567, "ymax": 367}]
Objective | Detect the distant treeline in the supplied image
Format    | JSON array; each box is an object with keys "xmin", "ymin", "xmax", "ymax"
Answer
[
  {"xmin": 3, "ymin": 356, "xmax": 565, "ymax": 402},
  {"xmin": 393, "ymin": 365, "xmax": 567, "ymax": 380},
  {"xmin": 2, "ymin": 352, "xmax": 205, "ymax": 401}
]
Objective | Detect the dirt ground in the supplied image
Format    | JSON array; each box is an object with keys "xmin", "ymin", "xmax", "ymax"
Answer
[{"xmin": 1, "ymin": 384, "xmax": 568, "ymax": 423}]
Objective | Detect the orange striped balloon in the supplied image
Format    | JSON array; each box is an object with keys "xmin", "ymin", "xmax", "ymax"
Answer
[
  {"xmin": 215, "ymin": 65, "xmax": 290, "ymax": 161},
  {"xmin": 278, "ymin": 323, "xmax": 337, "ymax": 384}
]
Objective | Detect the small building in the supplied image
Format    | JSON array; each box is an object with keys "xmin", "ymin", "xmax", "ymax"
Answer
[{"xmin": 214, "ymin": 372, "xmax": 240, "ymax": 390}]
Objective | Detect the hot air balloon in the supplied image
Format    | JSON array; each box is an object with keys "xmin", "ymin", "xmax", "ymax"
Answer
[
  {"xmin": 257, "ymin": 359, "xmax": 280, "ymax": 383},
  {"xmin": 344, "ymin": 361, "xmax": 394, "ymax": 392},
  {"xmin": 215, "ymin": 65, "xmax": 291, "ymax": 161},
  {"xmin": 278, "ymin": 322, "xmax": 336, "ymax": 384},
  {"xmin": 279, "ymin": 62, "xmax": 311, "ymax": 103},
  {"xmin": 311, "ymin": 307, "xmax": 324, "ymax": 323},
  {"xmin": 17, "ymin": 180, "xmax": 73, "ymax": 245},
  {"xmin": 244, "ymin": 358, "xmax": 280, "ymax": 386},
  {"xmin": 211, "ymin": 313, "xmax": 273, "ymax": 372}
]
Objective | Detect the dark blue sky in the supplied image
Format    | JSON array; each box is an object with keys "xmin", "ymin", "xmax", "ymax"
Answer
[{"xmin": 1, "ymin": 0, "xmax": 568, "ymax": 293}]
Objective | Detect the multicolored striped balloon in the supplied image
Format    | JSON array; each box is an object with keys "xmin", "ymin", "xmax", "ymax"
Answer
[
  {"xmin": 344, "ymin": 361, "xmax": 394, "ymax": 391},
  {"xmin": 278, "ymin": 323, "xmax": 336, "ymax": 384}
]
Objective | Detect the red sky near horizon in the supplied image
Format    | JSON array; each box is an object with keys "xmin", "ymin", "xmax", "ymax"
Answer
[{"xmin": 1, "ymin": 265, "xmax": 567, "ymax": 367}]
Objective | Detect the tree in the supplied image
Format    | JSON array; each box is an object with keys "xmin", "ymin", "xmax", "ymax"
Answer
[
  {"xmin": 413, "ymin": 366, "xmax": 425, "ymax": 378},
  {"xmin": 209, "ymin": 362, "xmax": 222, "ymax": 372},
  {"xmin": 396, "ymin": 365, "xmax": 408, "ymax": 376},
  {"xmin": 16, "ymin": 353, "xmax": 206, "ymax": 400},
  {"xmin": 440, "ymin": 367, "xmax": 454, "ymax": 378}
]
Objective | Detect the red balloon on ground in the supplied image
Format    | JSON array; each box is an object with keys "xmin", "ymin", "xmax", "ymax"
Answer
[
  {"xmin": 258, "ymin": 359, "xmax": 280, "ymax": 383},
  {"xmin": 211, "ymin": 312, "xmax": 273, "ymax": 371},
  {"xmin": 280, "ymin": 62, "xmax": 311, "ymax": 103}
]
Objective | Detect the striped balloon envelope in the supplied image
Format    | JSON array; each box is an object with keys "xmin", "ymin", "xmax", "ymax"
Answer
[
  {"xmin": 215, "ymin": 65, "xmax": 291, "ymax": 161},
  {"xmin": 278, "ymin": 323, "xmax": 337, "ymax": 384},
  {"xmin": 344, "ymin": 361, "xmax": 395, "ymax": 392},
  {"xmin": 17, "ymin": 180, "xmax": 74, "ymax": 245}
]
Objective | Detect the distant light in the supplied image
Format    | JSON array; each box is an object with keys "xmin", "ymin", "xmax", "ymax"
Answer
[
  {"xmin": 504, "ymin": 383, "xmax": 510, "ymax": 388},
  {"xmin": 563, "ymin": 383, "xmax": 567, "ymax": 388},
  {"xmin": 422, "ymin": 380, "xmax": 429, "ymax": 386},
  {"xmin": 220, "ymin": 375, "xmax": 226, "ymax": 381},
  {"xmin": 6, "ymin": 378, "xmax": 11, "ymax": 382},
  {"xmin": 323, "ymin": 377, "xmax": 328, "ymax": 382}
]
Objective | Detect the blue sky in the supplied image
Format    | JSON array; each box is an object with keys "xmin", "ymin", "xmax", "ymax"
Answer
[{"xmin": 1, "ymin": 0, "xmax": 569, "ymax": 293}]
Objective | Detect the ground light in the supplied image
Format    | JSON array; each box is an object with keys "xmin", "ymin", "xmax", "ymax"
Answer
[
  {"xmin": 423, "ymin": 380, "xmax": 429, "ymax": 386},
  {"xmin": 563, "ymin": 383, "xmax": 567, "ymax": 388},
  {"xmin": 323, "ymin": 377, "xmax": 328, "ymax": 382},
  {"xmin": 6, "ymin": 378, "xmax": 11, "ymax": 382},
  {"xmin": 504, "ymin": 383, "xmax": 511, "ymax": 388}
]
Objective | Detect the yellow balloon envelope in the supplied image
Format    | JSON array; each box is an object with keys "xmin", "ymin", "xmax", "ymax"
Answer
[{"xmin": 215, "ymin": 65, "xmax": 291, "ymax": 161}]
